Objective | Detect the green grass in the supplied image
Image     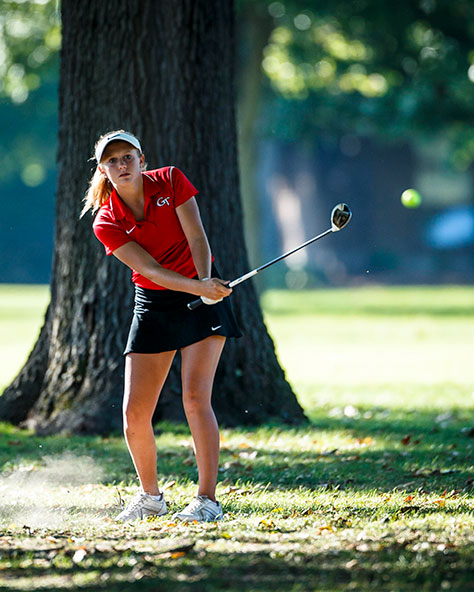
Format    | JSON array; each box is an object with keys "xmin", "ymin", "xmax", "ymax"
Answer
[
  {"xmin": 0, "ymin": 284, "xmax": 473, "ymax": 591},
  {"xmin": 0, "ymin": 285, "xmax": 50, "ymax": 390},
  {"xmin": 262, "ymin": 286, "xmax": 474, "ymax": 416}
]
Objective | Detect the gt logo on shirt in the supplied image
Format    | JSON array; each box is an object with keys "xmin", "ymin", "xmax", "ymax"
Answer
[{"xmin": 157, "ymin": 196, "xmax": 171, "ymax": 207}]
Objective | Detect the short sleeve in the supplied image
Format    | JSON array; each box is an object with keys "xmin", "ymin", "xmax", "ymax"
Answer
[
  {"xmin": 170, "ymin": 167, "xmax": 198, "ymax": 208},
  {"xmin": 93, "ymin": 214, "xmax": 131, "ymax": 256}
]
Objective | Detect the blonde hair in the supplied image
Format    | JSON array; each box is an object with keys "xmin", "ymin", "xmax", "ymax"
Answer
[{"xmin": 80, "ymin": 129, "xmax": 146, "ymax": 218}]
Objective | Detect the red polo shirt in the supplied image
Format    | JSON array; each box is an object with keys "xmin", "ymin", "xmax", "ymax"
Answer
[{"xmin": 93, "ymin": 167, "xmax": 206, "ymax": 290}]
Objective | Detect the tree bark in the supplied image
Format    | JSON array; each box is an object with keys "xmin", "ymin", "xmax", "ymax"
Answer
[{"xmin": 0, "ymin": 0, "xmax": 306, "ymax": 434}]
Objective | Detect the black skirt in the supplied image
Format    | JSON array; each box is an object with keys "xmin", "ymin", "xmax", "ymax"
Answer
[{"xmin": 124, "ymin": 266, "xmax": 242, "ymax": 355}]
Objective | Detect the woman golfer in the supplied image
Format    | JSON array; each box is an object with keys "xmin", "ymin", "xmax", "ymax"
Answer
[{"xmin": 82, "ymin": 130, "xmax": 241, "ymax": 522}]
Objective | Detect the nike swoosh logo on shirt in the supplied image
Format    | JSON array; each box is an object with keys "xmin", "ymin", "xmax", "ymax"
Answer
[
  {"xmin": 125, "ymin": 226, "xmax": 136, "ymax": 234},
  {"xmin": 212, "ymin": 325, "xmax": 222, "ymax": 331}
]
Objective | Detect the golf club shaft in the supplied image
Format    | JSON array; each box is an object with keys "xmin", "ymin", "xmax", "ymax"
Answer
[
  {"xmin": 231, "ymin": 227, "xmax": 333, "ymax": 286},
  {"xmin": 187, "ymin": 226, "xmax": 333, "ymax": 310}
]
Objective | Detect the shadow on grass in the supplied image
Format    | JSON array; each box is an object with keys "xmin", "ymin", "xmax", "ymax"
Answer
[{"xmin": 1, "ymin": 541, "xmax": 472, "ymax": 591}]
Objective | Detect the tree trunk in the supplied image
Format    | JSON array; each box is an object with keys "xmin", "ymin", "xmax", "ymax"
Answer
[
  {"xmin": 236, "ymin": 4, "xmax": 273, "ymax": 272},
  {"xmin": 0, "ymin": 0, "xmax": 306, "ymax": 434}
]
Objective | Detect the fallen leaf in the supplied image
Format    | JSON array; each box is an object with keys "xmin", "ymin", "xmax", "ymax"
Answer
[
  {"xmin": 159, "ymin": 542, "xmax": 195, "ymax": 557},
  {"xmin": 72, "ymin": 549, "xmax": 87, "ymax": 563},
  {"xmin": 162, "ymin": 481, "xmax": 176, "ymax": 491},
  {"xmin": 401, "ymin": 435, "xmax": 411, "ymax": 445},
  {"xmin": 258, "ymin": 518, "xmax": 276, "ymax": 529},
  {"xmin": 412, "ymin": 469, "xmax": 429, "ymax": 477},
  {"xmin": 320, "ymin": 448, "xmax": 339, "ymax": 456},
  {"xmin": 318, "ymin": 524, "xmax": 333, "ymax": 533},
  {"xmin": 356, "ymin": 437, "xmax": 374, "ymax": 446},
  {"xmin": 221, "ymin": 486, "xmax": 251, "ymax": 497},
  {"xmin": 222, "ymin": 486, "xmax": 240, "ymax": 495},
  {"xmin": 403, "ymin": 495, "xmax": 415, "ymax": 503},
  {"xmin": 433, "ymin": 499, "xmax": 446, "ymax": 507}
]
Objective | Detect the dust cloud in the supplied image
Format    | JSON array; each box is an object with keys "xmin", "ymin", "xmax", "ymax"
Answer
[{"xmin": 0, "ymin": 452, "xmax": 107, "ymax": 529}]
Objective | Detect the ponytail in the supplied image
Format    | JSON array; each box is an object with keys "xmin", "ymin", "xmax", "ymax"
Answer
[{"xmin": 80, "ymin": 166, "xmax": 113, "ymax": 218}]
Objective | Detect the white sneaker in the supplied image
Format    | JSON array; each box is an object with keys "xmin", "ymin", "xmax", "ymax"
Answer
[
  {"xmin": 115, "ymin": 492, "xmax": 167, "ymax": 522},
  {"xmin": 174, "ymin": 495, "xmax": 223, "ymax": 522}
]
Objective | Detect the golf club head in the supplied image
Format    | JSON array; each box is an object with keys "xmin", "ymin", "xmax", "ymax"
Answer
[{"xmin": 331, "ymin": 203, "xmax": 352, "ymax": 231}]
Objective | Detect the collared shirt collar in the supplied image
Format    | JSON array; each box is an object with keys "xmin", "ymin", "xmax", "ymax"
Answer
[
  {"xmin": 142, "ymin": 172, "xmax": 161, "ymax": 200},
  {"xmin": 109, "ymin": 172, "xmax": 161, "ymax": 221}
]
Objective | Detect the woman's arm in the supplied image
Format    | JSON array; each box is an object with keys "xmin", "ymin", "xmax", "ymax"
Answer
[
  {"xmin": 112, "ymin": 242, "xmax": 230, "ymax": 300},
  {"xmin": 175, "ymin": 197, "xmax": 211, "ymax": 279},
  {"xmin": 176, "ymin": 197, "xmax": 232, "ymax": 295}
]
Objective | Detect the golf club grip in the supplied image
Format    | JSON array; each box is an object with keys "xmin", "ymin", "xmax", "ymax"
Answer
[{"xmin": 187, "ymin": 298, "xmax": 203, "ymax": 311}]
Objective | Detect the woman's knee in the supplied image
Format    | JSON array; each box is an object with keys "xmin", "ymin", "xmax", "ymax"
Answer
[
  {"xmin": 182, "ymin": 385, "xmax": 212, "ymax": 414},
  {"xmin": 123, "ymin": 399, "xmax": 153, "ymax": 431}
]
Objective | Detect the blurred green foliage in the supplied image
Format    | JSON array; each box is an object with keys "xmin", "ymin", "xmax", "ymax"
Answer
[
  {"xmin": 239, "ymin": 0, "xmax": 474, "ymax": 170},
  {"xmin": 0, "ymin": 0, "xmax": 59, "ymax": 185},
  {"xmin": 0, "ymin": 0, "xmax": 60, "ymax": 103}
]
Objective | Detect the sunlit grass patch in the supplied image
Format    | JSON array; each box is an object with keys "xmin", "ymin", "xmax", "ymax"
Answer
[{"xmin": 0, "ymin": 284, "xmax": 49, "ymax": 391}]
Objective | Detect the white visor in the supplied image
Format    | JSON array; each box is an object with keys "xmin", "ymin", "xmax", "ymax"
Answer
[{"xmin": 95, "ymin": 131, "xmax": 142, "ymax": 162}]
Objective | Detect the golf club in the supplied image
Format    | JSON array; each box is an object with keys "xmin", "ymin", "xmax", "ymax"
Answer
[{"xmin": 187, "ymin": 202, "xmax": 352, "ymax": 311}]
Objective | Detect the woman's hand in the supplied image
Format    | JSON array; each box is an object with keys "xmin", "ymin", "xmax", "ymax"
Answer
[{"xmin": 199, "ymin": 278, "xmax": 232, "ymax": 304}]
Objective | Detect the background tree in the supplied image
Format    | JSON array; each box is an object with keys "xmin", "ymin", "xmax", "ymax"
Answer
[
  {"xmin": 0, "ymin": 0, "xmax": 305, "ymax": 434},
  {"xmin": 248, "ymin": 0, "xmax": 474, "ymax": 160}
]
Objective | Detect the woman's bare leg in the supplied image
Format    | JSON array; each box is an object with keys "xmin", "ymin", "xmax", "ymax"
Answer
[
  {"xmin": 123, "ymin": 351, "xmax": 176, "ymax": 495},
  {"xmin": 180, "ymin": 336, "xmax": 226, "ymax": 502}
]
